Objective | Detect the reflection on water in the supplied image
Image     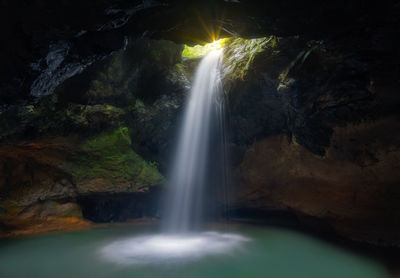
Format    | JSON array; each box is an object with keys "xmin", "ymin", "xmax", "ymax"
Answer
[
  {"xmin": 100, "ymin": 231, "xmax": 249, "ymax": 265},
  {"xmin": 0, "ymin": 224, "xmax": 389, "ymax": 278}
]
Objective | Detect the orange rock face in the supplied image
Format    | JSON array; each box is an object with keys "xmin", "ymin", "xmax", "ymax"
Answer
[
  {"xmin": 234, "ymin": 117, "xmax": 400, "ymax": 246},
  {"xmin": 0, "ymin": 139, "xmax": 89, "ymax": 238}
]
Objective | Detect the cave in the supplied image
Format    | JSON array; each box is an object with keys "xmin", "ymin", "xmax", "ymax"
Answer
[{"xmin": 0, "ymin": 0, "xmax": 400, "ymax": 277}]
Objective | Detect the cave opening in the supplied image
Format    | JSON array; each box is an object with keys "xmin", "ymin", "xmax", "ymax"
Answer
[{"xmin": 1, "ymin": 1, "xmax": 400, "ymax": 277}]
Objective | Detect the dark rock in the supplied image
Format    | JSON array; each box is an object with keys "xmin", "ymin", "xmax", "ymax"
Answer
[
  {"xmin": 0, "ymin": 0, "xmax": 395, "ymax": 107},
  {"xmin": 78, "ymin": 190, "xmax": 161, "ymax": 222},
  {"xmin": 233, "ymin": 131, "xmax": 400, "ymax": 246}
]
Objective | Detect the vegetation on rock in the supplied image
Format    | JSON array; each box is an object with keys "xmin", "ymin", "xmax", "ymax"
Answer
[
  {"xmin": 223, "ymin": 36, "xmax": 277, "ymax": 80},
  {"xmin": 182, "ymin": 38, "xmax": 229, "ymax": 58},
  {"xmin": 68, "ymin": 127, "xmax": 164, "ymax": 194}
]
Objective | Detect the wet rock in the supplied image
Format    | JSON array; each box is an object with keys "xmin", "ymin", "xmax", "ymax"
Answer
[
  {"xmin": 233, "ymin": 120, "xmax": 400, "ymax": 246},
  {"xmin": 222, "ymin": 29, "xmax": 400, "ymax": 246},
  {"xmin": 0, "ymin": 128, "xmax": 164, "ymax": 234},
  {"xmin": 18, "ymin": 201, "xmax": 82, "ymax": 220},
  {"xmin": 226, "ymin": 36, "xmax": 376, "ymax": 155},
  {"xmin": 1, "ymin": 0, "xmax": 393, "ymax": 107},
  {"xmin": 78, "ymin": 191, "xmax": 161, "ymax": 222},
  {"xmin": 0, "ymin": 38, "xmax": 185, "ymax": 236}
]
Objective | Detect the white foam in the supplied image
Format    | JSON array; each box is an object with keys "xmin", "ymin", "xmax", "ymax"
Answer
[{"xmin": 100, "ymin": 231, "xmax": 249, "ymax": 265}]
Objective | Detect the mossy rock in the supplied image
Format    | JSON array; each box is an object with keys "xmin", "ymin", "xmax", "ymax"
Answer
[
  {"xmin": 223, "ymin": 36, "xmax": 277, "ymax": 81},
  {"xmin": 67, "ymin": 127, "xmax": 164, "ymax": 194},
  {"xmin": 182, "ymin": 38, "xmax": 229, "ymax": 58},
  {"xmin": 87, "ymin": 52, "xmax": 138, "ymax": 103}
]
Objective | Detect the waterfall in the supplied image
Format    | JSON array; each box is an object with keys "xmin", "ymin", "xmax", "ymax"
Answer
[
  {"xmin": 164, "ymin": 49, "xmax": 224, "ymax": 232},
  {"xmin": 101, "ymin": 49, "xmax": 250, "ymax": 265}
]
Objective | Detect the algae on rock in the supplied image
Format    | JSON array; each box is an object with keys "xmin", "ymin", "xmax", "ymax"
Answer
[{"xmin": 68, "ymin": 127, "xmax": 164, "ymax": 194}]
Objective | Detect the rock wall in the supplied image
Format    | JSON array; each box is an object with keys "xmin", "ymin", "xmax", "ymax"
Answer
[
  {"xmin": 223, "ymin": 30, "xmax": 400, "ymax": 246},
  {"xmin": 0, "ymin": 38, "xmax": 189, "ymax": 237},
  {"xmin": 0, "ymin": 0, "xmax": 399, "ymax": 246}
]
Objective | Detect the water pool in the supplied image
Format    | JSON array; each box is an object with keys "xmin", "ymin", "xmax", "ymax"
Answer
[{"xmin": 0, "ymin": 224, "xmax": 388, "ymax": 278}]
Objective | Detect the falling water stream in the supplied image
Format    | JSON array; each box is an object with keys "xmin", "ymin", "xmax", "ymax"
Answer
[{"xmin": 164, "ymin": 49, "xmax": 224, "ymax": 232}]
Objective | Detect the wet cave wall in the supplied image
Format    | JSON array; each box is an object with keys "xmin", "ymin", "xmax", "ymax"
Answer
[
  {"xmin": 0, "ymin": 0, "xmax": 400, "ymax": 246},
  {"xmin": 0, "ymin": 38, "xmax": 188, "ymax": 235},
  {"xmin": 224, "ymin": 34, "xmax": 400, "ymax": 246}
]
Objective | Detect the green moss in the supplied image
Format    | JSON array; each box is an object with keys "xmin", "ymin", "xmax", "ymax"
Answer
[
  {"xmin": 223, "ymin": 36, "xmax": 275, "ymax": 80},
  {"xmin": 86, "ymin": 50, "xmax": 140, "ymax": 103},
  {"xmin": 182, "ymin": 45, "xmax": 208, "ymax": 58},
  {"xmin": 182, "ymin": 36, "xmax": 274, "ymax": 79},
  {"xmin": 182, "ymin": 38, "xmax": 229, "ymax": 58},
  {"xmin": 88, "ymin": 53, "xmax": 127, "ymax": 98},
  {"xmin": 68, "ymin": 127, "xmax": 164, "ymax": 192}
]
